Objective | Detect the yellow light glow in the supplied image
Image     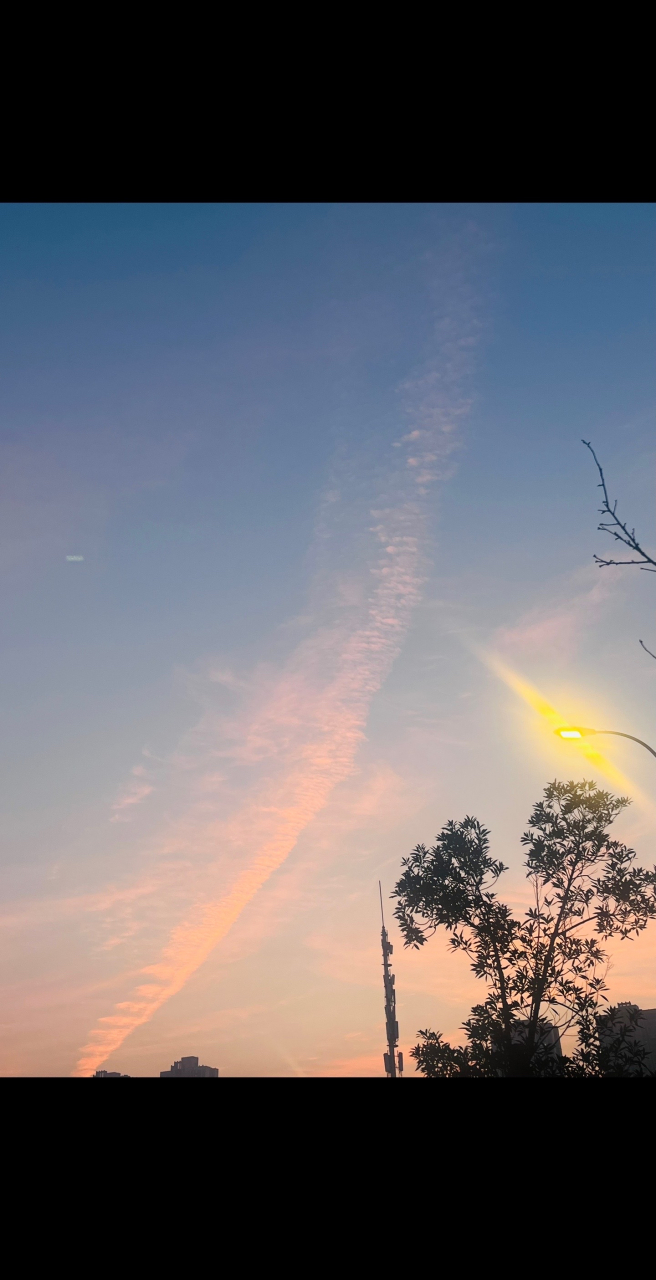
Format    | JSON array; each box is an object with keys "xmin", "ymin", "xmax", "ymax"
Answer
[{"xmin": 478, "ymin": 650, "xmax": 656, "ymax": 818}]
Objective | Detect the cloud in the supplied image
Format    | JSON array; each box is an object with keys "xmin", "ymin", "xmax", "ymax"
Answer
[
  {"xmin": 0, "ymin": 874, "xmax": 169, "ymax": 932},
  {"xmin": 110, "ymin": 766, "xmax": 154, "ymax": 822},
  {"xmin": 75, "ymin": 536, "xmax": 426, "ymax": 1072},
  {"xmin": 494, "ymin": 571, "xmax": 613, "ymax": 662},
  {"xmin": 207, "ymin": 668, "xmax": 246, "ymax": 690},
  {"xmin": 72, "ymin": 241, "xmax": 483, "ymax": 1075}
]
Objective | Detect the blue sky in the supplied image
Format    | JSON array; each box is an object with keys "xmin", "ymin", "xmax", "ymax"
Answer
[{"xmin": 0, "ymin": 204, "xmax": 654, "ymax": 1075}]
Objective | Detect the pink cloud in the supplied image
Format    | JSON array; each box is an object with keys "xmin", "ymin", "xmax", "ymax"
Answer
[
  {"xmin": 0, "ymin": 874, "xmax": 170, "ymax": 931},
  {"xmin": 70, "ymin": 250, "xmax": 482, "ymax": 1076},
  {"xmin": 110, "ymin": 765, "xmax": 154, "ymax": 822},
  {"xmin": 74, "ymin": 531, "xmax": 425, "ymax": 1074},
  {"xmin": 495, "ymin": 573, "xmax": 613, "ymax": 662}
]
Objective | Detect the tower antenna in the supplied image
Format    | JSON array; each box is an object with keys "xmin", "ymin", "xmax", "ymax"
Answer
[{"xmin": 379, "ymin": 881, "xmax": 403, "ymax": 1079}]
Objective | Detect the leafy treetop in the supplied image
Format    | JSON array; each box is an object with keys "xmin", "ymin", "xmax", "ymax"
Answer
[{"xmin": 393, "ymin": 780, "xmax": 656, "ymax": 1076}]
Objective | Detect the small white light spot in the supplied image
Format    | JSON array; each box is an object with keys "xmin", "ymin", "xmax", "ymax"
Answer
[{"xmin": 66, "ymin": 555, "xmax": 84, "ymax": 561}]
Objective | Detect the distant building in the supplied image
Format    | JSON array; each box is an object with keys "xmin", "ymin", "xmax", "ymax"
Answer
[
  {"xmin": 160, "ymin": 1055, "xmax": 219, "ymax": 1078},
  {"xmin": 488, "ymin": 1020, "xmax": 563, "ymax": 1074},
  {"xmin": 93, "ymin": 1070, "xmax": 131, "ymax": 1078},
  {"xmin": 599, "ymin": 1004, "xmax": 656, "ymax": 1073},
  {"xmin": 638, "ymin": 1009, "xmax": 656, "ymax": 1068},
  {"xmin": 511, "ymin": 1020, "xmax": 562, "ymax": 1058}
]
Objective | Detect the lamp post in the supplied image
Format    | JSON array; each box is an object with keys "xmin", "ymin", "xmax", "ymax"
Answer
[{"xmin": 555, "ymin": 726, "xmax": 656, "ymax": 760}]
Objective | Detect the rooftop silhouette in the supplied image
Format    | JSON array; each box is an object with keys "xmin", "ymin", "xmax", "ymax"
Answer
[{"xmin": 160, "ymin": 1055, "xmax": 219, "ymax": 1078}]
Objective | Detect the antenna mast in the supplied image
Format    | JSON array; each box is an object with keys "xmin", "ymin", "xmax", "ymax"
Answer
[{"xmin": 379, "ymin": 882, "xmax": 403, "ymax": 1079}]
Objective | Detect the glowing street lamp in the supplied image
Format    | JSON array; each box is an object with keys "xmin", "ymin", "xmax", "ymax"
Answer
[{"xmin": 555, "ymin": 727, "xmax": 656, "ymax": 760}]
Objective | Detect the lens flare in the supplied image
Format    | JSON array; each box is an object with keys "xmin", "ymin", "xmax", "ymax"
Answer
[{"xmin": 481, "ymin": 651, "xmax": 655, "ymax": 814}]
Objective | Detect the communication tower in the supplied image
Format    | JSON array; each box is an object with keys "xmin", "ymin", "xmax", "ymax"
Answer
[{"xmin": 379, "ymin": 882, "xmax": 403, "ymax": 1078}]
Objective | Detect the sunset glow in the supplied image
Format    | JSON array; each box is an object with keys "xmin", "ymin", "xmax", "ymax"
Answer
[{"xmin": 1, "ymin": 204, "xmax": 654, "ymax": 1078}]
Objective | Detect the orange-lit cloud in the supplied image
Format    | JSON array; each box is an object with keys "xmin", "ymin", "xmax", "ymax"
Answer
[
  {"xmin": 71, "ymin": 259, "xmax": 481, "ymax": 1075},
  {"xmin": 74, "ymin": 522, "xmax": 425, "ymax": 1073}
]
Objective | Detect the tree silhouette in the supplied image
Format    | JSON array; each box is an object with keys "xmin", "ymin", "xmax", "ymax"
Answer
[{"xmin": 393, "ymin": 780, "xmax": 656, "ymax": 1076}]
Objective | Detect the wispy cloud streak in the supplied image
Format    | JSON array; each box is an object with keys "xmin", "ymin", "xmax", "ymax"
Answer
[
  {"xmin": 74, "ymin": 249, "xmax": 480, "ymax": 1074},
  {"xmin": 110, "ymin": 766, "xmax": 154, "ymax": 822}
]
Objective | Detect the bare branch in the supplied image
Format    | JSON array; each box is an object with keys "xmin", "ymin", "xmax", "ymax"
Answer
[
  {"xmin": 583, "ymin": 442, "xmax": 656, "ymax": 660},
  {"xmin": 582, "ymin": 440, "xmax": 656, "ymax": 571},
  {"xmin": 593, "ymin": 555, "xmax": 656, "ymax": 571}
]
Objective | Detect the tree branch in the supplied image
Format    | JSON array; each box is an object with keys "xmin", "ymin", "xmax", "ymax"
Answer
[
  {"xmin": 528, "ymin": 864, "xmax": 578, "ymax": 1053},
  {"xmin": 582, "ymin": 441, "xmax": 656, "ymax": 571}
]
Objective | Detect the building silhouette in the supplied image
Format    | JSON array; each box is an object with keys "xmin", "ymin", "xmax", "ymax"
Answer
[
  {"xmin": 599, "ymin": 1004, "xmax": 656, "ymax": 1072},
  {"xmin": 93, "ymin": 1070, "xmax": 131, "ymax": 1078},
  {"xmin": 160, "ymin": 1055, "xmax": 219, "ymax": 1078},
  {"xmin": 637, "ymin": 1008, "xmax": 656, "ymax": 1068},
  {"xmin": 512, "ymin": 1020, "xmax": 562, "ymax": 1058}
]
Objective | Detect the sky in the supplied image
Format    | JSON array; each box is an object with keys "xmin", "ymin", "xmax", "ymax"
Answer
[{"xmin": 0, "ymin": 202, "xmax": 654, "ymax": 1077}]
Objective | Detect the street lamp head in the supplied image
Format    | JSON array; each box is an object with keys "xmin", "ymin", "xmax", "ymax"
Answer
[{"xmin": 553, "ymin": 726, "xmax": 656, "ymax": 759}]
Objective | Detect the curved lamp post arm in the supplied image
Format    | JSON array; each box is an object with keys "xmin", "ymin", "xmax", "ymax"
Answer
[
  {"xmin": 592, "ymin": 731, "xmax": 656, "ymax": 760},
  {"xmin": 555, "ymin": 727, "xmax": 656, "ymax": 760}
]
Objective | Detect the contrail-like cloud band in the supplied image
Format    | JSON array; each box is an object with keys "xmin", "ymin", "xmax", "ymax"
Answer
[
  {"xmin": 76, "ymin": 518, "xmax": 422, "ymax": 1072},
  {"xmin": 75, "ymin": 262, "xmax": 478, "ymax": 1074}
]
